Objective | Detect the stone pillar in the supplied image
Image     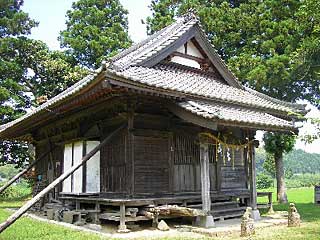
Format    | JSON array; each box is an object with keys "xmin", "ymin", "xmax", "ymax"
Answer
[
  {"xmin": 240, "ymin": 207, "xmax": 255, "ymax": 237},
  {"xmin": 118, "ymin": 203, "xmax": 129, "ymax": 232},
  {"xmin": 249, "ymin": 142, "xmax": 261, "ymax": 220},
  {"xmin": 198, "ymin": 143, "xmax": 214, "ymax": 228}
]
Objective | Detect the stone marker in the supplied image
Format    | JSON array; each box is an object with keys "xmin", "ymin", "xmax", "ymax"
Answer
[
  {"xmin": 63, "ymin": 211, "xmax": 81, "ymax": 224},
  {"xmin": 46, "ymin": 209, "xmax": 54, "ymax": 220},
  {"xmin": 288, "ymin": 203, "xmax": 301, "ymax": 227},
  {"xmin": 158, "ymin": 220, "xmax": 170, "ymax": 231},
  {"xmin": 240, "ymin": 207, "xmax": 255, "ymax": 237}
]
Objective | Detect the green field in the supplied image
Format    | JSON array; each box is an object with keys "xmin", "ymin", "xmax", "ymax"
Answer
[{"xmin": 0, "ymin": 187, "xmax": 319, "ymax": 240}]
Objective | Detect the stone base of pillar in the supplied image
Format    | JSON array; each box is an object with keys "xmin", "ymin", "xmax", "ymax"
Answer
[
  {"xmin": 251, "ymin": 209, "xmax": 261, "ymax": 220},
  {"xmin": 194, "ymin": 215, "xmax": 215, "ymax": 228}
]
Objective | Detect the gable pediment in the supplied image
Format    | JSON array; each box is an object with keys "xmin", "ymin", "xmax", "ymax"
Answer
[{"xmin": 129, "ymin": 23, "xmax": 242, "ymax": 89}]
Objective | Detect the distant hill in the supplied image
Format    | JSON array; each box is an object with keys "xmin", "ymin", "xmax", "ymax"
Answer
[{"xmin": 256, "ymin": 148, "xmax": 320, "ymax": 174}]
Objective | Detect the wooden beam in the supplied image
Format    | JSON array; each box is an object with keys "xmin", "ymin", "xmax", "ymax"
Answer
[
  {"xmin": 0, "ymin": 124, "xmax": 126, "ymax": 233},
  {"xmin": 0, "ymin": 148, "xmax": 54, "ymax": 194},
  {"xmin": 171, "ymin": 51, "xmax": 208, "ymax": 64}
]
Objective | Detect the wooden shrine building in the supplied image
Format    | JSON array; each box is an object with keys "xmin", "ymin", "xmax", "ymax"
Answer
[{"xmin": 0, "ymin": 13, "xmax": 307, "ymax": 231}]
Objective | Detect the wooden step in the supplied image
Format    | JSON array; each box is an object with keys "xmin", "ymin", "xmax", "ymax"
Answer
[
  {"xmin": 211, "ymin": 206, "xmax": 247, "ymax": 215},
  {"xmin": 212, "ymin": 212, "xmax": 245, "ymax": 221},
  {"xmin": 188, "ymin": 201, "xmax": 238, "ymax": 209}
]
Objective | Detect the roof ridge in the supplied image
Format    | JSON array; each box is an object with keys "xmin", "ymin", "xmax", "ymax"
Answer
[
  {"xmin": 109, "ymin": 16, "xmax": 198, "ymax": 70},
  {"xmin": 110, "ymin": 12, "xmax": 199, "ymax": 65}
]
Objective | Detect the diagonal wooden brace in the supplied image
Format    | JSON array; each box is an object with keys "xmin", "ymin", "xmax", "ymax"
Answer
[{"xmin": 0, "ymin": 124, "xmax": 126, "ymax": 233}]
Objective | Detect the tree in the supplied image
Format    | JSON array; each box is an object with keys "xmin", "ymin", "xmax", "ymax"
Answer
[
  {"xmin": 0, "ymin": 1, "xmax": 87, "ymax": 167},
  {"xmin": 59, "ymin": 0, "xmax": 132, "ymax": 69},
  {"xmin": 0, "ymin": 0, "xmax": 37, "ymax": 167},
  {"xmin": 263, "ymin": 132, "xmax": 296, "ymax": 203},
  {"xmin": 262, "ymin": 153, "xmax": 276, "ymax": 178},
  {"xmin": 291, "ymin": 0, "xmax": 320, "ymax": 106}
]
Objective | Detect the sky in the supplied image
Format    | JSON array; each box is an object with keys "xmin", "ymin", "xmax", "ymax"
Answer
[
  {"xmin": 22, "ymin": 1, "xmax": 320, "ymax": 153},
  {"xmin": 22, "ymin": 0, "xmax": 152, "ymax": 49}
]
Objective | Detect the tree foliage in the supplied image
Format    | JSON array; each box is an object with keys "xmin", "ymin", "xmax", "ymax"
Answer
[
  {"xmin": 59, "ymin": 0, "xmax": 132, "ymax": 69},
  {"xmin": 263, "ymin": 132, "xmax": 296, "ymax": 156},
  {"xmin": 0, "ymin": 1, "xmax": 87, "ymax": 167}
]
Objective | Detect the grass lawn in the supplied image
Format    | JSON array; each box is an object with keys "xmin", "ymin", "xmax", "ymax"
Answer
[
  {"xmin": 0, "ymin": 188, "xmax": 319, "ymax": 239},
  {"xmin": 0, "ymin": 201, "xmax": 103, "ymax": 240}
]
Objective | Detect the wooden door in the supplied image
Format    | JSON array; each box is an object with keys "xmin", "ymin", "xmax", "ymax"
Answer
[{"xmin": 134, "ymin": 136, "xmax": 169, "ymax": 194}]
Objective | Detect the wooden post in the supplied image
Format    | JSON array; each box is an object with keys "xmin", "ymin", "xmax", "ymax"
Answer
[
  {"xmin": 199, "ymin": 143, "xmax": 214, "ymax": 228},
  {"xmin": 249, "ymin": 143, "xmax": 260, "ymax": 220},
  {"xmin": 0, "ymin": 148, "xmax": 54, "ymax": 194},
  {"xmin": 118, "ymin": 203, "xmax": 129, "ymax": 232},
  {"xmin": 200, "ymin": 143, "xmax": 211, "ymax": 213},
  {"xmin": 0, "ymin": 124, "xmax": 126, "ymax": 233}
]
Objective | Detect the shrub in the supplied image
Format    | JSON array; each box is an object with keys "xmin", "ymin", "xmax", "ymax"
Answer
[
  {"xmin": 0, "ymin": 179, "xmax": 32, "ymax": 200},
  {"xmin": 257, "ymin": 173, "xmax": 274, "ymax": 189},
  {"xmin": 286, "ymin": 173, "xmax": 320, "ymax": 188}
]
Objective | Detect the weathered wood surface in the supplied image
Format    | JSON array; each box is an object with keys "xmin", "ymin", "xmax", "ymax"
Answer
[
  {"xmin": 0, "ymin": 148, "xmax": 53, "ymax": 194},
  {"xmin": 0, "ymin": 124, "xmax": 126, "ymax": 233},
  {"xmin": 134, "ymin": 135, "xmax": 169, "ymax": 193}
]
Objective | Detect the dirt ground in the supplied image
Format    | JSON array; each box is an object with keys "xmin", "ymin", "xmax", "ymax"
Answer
[{"xmin": 20, "ymin": 210, "xmax": 288, "ymax": 239}]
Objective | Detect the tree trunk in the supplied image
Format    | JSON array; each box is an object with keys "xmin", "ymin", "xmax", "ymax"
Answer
[{"xmin": 274, "ymin": 151, "xmax": 288, "ymax": 203}]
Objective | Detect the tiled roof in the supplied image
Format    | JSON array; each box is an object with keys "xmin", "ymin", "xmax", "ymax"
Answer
[
  {"xmin": 110, "ymin": 14, "xmax": 198, "ymax": 70},
  {"xmin": 109, "ymin": 63, "xmax": 305, "ymax": 115},
  {"xmin": 178, "ymin": 100, "xmax": 295, "ymax": 130},
  {"xmin": 0, "ymin": 71, "xmax": 100, "ymax": 134},
  {"xmin": 0, "ymin": 14, "xmax": 307, "ymax": 137}
]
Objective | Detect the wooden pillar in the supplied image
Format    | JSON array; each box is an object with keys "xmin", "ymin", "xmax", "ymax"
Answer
[
  {"xmin": 198, "ymin": 142, "xmax": 214, "ymax": 228},
  {"xmin": 126, "ymin": 101, "xmax": 135, "ymax": 196},
  {"xmin": 249, "ymin": 143, "xmax": 261, "ymax": 220},
  {"xmin": 200, "ymin": 143, "xmax": 211, "ymax": 213}
]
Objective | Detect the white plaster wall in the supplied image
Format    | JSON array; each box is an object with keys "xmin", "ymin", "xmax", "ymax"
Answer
[
  {"xmin": 187, "ymin": 41, "xmax": 203, "ymax": 58},
  {"xmin": 62, "ymin": 143, "xmax": 72, "ymax": 192},
  {"xmin": 176, "ymin": 44, "xmax": 185, "ymax": 54},
  {"xmin": 171, "ymin": 56, "xmax": 201, "ymax": 69},
  {"xmin": 86, "ymin": 141, "xmax": 100, "ymax": 193},
  {"xmin": 72, "ymin": 141, "xmax": 83, "ymax": 193}
]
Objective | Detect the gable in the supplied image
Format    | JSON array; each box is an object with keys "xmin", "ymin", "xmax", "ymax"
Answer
[
  {"xmin": 171, "ymin": 39, "xmax": 204, "ymax": 69},
  {"xmin": 134, "ymin": 27, "xmax": 242, "ymax": 89},
  {"xmin": 168, "ymin": 38, "xmax": 226, "ymax": 83}
]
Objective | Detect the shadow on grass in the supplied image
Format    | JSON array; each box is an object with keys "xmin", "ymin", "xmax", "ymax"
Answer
[{"xmin": 266, "ymin": 203, "xmax": 320, "ymax": 222}]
